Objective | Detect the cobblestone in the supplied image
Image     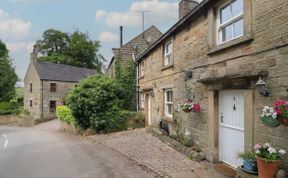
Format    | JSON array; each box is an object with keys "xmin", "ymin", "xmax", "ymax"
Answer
[{"xmin": 89, "ymin": 129, "xmax": 227, "ymax": 178}]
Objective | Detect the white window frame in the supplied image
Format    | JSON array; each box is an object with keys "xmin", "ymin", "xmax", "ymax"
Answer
[
  {"xmin": 140, "ymin": 61, "xmax": 145, "ymax": 77},
  {"xmin": 217, "ymin": 0, "xmax": 244, "ymax": 44},
  {"xmin": 140, "ymin": 93, "xmax": 145, "ymax": 109},
  {"xmin": 164, "ymin": 89, "xmax": 173, "ymax": 117},
  {"xmin": 164, "ymin": 40, "xmax": 173, "ymax": 66}
]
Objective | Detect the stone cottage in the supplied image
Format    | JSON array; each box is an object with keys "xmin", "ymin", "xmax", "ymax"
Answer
[
  {"xmin": 24, "ymin": 50, "xmax": 96, "ymax": 120},
  {"xmin": 137, "ymin": 0, "xmax": 288, "ymax": 170},
  {"xmin": 106, "ymin": 25, "xmax": 162, "ymax": 78}
]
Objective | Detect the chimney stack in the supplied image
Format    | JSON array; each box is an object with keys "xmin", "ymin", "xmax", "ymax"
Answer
[
  {"xmin": 30, "ymin": 45, "xmax": 37, "ymax": 63},
  {"xmin": 179, "ymin": 0, "xmax": 199, "ymax": 20},
  {"xmin": 120, "ymin": 26, "xmax": 123, "ymax": 48}
]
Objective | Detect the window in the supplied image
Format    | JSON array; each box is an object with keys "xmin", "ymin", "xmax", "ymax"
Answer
[
  {"xmin": 218, "ymin": 0, "xmax": 243, "ymax": 44},
  {"xmin": 164, "ymin": 40, "xmax": 173, "ymax": 66},
  {"xmin": 140, "ymin": 93, "xmax": 145, "ymax": 109},
  {"xmin": 30, "ymin": 83, "xmax": 32, "ymax": 92},
  {"xmin": 164, "ymin": 89, "xmax": 173, "ymax": 117},
  {"xmin": 50, "ymin": 83, "xmax": 57, "ymax": 92},
  {"xmin": 140, "ymin": 61, "xmax": 145, "ymax": 77},
  {"xmin": 29, "ymin": 100, "xmax": 32, "ymax": 107},
  {"xmin": 50, "ymin": 100, "xmax": 56, "ymax": 112}
]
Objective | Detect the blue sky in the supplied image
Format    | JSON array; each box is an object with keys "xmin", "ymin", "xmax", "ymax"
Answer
[{"xmin": 0, "ymin": 0, "xmax": 183, "ymax": 86}]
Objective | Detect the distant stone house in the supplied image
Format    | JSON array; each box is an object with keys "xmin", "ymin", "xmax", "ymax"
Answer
[
  {"xmin": 106, "ymin": 25, "xmax": 162, "ymax": 79},
  {"xmin": 24, "ymin": 51, "xmax": 96, "ymax": 120},
  {"xmin": 137, "ymin": 0, "xmax": 288, "ymax": 169}
]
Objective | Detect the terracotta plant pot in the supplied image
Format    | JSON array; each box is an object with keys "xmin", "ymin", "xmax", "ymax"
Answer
[
  {"xmin": 257, "ymin": 157, "xmax": 280, "ymax": 178},
  {"xmin": 279, "ymin": 117, "xmax": 288, "ymax": 126}
]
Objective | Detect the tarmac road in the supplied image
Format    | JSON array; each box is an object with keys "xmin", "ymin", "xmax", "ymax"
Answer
[{"xmin": 0, "ymin": 127, "xmax": 155, "ymax": 178}]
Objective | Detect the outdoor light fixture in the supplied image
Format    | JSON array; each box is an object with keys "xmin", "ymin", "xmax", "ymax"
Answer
[{"xmin": 256, "ymin": 77, "xmax": 269, "ymax": 97}]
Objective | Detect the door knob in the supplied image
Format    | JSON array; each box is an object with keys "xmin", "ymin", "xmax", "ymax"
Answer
[
  {"xmin": 233, "ymin": 104, "xmax": 236, "ymax": 111},
  {"xmin": 220, "ymin": 113, "xmax": 224, "ymax": 123}
]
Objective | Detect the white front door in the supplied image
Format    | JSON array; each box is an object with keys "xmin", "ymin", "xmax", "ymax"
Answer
[
  {"xmin": 219, "ymin": 90, "xmax": 244, "ymax": 168},
  {"xmin": 147, "ymin": 95, "xmax": 152, "ymax": 126}
]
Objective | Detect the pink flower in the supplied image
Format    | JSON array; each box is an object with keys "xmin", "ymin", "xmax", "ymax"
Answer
[
  {"xmin": 274, "ymin": 102, "xmax": 280, "ymax": 107},
  {"xmin": 274, "ymin": 109, "xmax": 282, "ymax": 115},
  {"xmin": 264, "ymin": 143, "xmax": 270, "ymax": 148},
  {"xmin": 254, "ymin": 144, "xmax": 261, "ymax": 150}
]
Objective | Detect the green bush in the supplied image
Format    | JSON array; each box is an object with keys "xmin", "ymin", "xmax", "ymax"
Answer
[
  {"xmin": 123, "ymin": 111, "xmax": 145, "ymax": 128},
  {"xmin": 66, "ymin": 75, "xmax": 127, "ymax": 131},
  {"xmin": 0, "ymin": 102, "xmax": 19, "ymax": 115},
  {"xmin": 56, "ymin": 105, "xmax": 75, "ymax": 127}
]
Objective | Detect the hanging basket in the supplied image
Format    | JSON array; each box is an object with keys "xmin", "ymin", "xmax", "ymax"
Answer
[
  {"xmin": 278, "ymin": 117, "xmax": 288, "ymax": 126},
  {"xmin": 182, "ymin": 108, "xmax": 193, "ymax": 113},
  {"xmin": 261, "ymin": 116, "xmax": 280, "ymax": 127}
]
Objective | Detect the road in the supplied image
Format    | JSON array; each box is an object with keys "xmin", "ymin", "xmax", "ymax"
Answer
[{"xmin": 0, "ymin": 127, "xmax": 155, "ymax": 178}]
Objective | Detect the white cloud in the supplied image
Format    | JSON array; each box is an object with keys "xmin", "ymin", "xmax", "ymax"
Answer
[
  {"xmin": 95, "ymin": 0, "xmax": 178, "ymax": 27},
  {"xmin": 0, "ymin": 9, "xmax": 31, "ymax": 38},
  {"xmin": 98, "ymin": 31, "xmax": 118, "ymax": 42},
  {"xmin": 6, "ymin": 42, "xmax": 34, "ymax": 53}
]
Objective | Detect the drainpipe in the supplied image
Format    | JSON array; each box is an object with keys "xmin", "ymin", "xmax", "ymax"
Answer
[{"xmin": 132, "ymin": 52, "xmax": 139, "ymax": 112}]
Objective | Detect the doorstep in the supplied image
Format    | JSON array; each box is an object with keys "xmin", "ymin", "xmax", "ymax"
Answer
[
  {"xmin": 214, "ymin": 163, "xmax": 237, "ymax": 178},
  {"xmin": 235, "ymin": 167, "xmax": 258, "ymax": 178}
]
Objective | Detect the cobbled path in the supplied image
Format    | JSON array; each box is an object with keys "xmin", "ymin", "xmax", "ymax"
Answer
[{"xmin": 89, "ymin": 129, "xmax": 227, "ymax": 178}]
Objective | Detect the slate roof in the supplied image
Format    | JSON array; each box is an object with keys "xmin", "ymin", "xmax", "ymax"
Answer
[{"xmin": 33, "ymin": 61, "xmax": 97, "ymax": 82}]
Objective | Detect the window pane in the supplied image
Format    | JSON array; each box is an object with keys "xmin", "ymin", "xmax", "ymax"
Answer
[
  {"xmin": 166, "ymin": 42, "xmax": 172, "ymax": 54},
  {"xmin": 233, "ymin": 18, "xmax": 244, "ymax": 37},
  {"xmin": 231, "ymin": 0, "xmax": 243, "ymax": 17},
  {"xmin": 220, "ymin": 5, "xmax": 231, "ymax": 24},
  {"xmin": 167, "ymin": 104, "xmax": 172, "ymax": 115},
  {"xmin": 166, "ymin": 91, "xmax": 172, "ymax": 102},
  {"xmin": 222, "ymin": 24, "xmax": 233, "ymax": 42},
  {"xmin": 165, "ymin": 55, "xmax": 171, "ymax": 65}
]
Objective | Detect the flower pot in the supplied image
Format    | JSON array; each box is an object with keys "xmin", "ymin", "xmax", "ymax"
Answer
[
  {"xmin": 279, "ymin": 117, "xmax": 288, "ymax": 126},
  {"xmin": 243, "ymin": 160, "xmax": 258, "ymax": 172},
  {"xmin": 257, "ymin": 157, "xmax": 280, "ymax": 178}
]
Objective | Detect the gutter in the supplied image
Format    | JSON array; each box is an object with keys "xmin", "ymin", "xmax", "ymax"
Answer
[{"xmin": 41, "ymin": 80, "xmax": 43, "ymax": 119}]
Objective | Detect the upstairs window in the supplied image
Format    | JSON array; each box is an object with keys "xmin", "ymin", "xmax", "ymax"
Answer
[
  {"xmin": 50, "ymin": 83, "xmax": 57, "ymax": 92},
  {"xmin": 164, "ymin": 89, "xmax": 173, "ymax": 117},
  {"xmin": 50, "ymin": 100, "xmax": 56, "ymax": 112},
  {"xmin": 164, "ymin": 40, "xmax": 173, "ymax": 66},
  {"xmin": 218, "ymin": 0, "xmax": 243, "ymax": 44},
  {"xmin": 30, "ymin": 83, "xmax": 32, "ymax": 92},
  {"xmin": 30, "ymin": 100, "xmax": 32, "ymax": 107},
  {"xmin": 140, "ymin": 61, "xmax": 145, "ymax": 77}
]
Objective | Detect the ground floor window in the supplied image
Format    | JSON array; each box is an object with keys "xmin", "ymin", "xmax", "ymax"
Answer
[
  {"xmin": 140, "ymin": 93, "xmax": 145, "ymax": 109},
  {"xmin": 164, "ymin": 89, "xmax": 173, "ymax": 117},
  {"xmin": 50, "ymin": 100, "xmax": 56, "ymax": 112}
]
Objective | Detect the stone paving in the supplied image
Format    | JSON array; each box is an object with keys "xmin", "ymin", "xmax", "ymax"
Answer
[
  {"xmin": 89, "ymin": 128, "xmax": 227, "ymax": 178},
  {"xmin": 34, "ymin": 119, "xmax": 61, "ymax": 131}
]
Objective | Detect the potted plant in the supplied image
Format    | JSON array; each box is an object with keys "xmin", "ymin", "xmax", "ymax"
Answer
[
  {"xmin": 237, "ymin": 151, "xmax": 257, "ymax": 173},
  {"xmin": 178, "ymin": 99, "xmax": 201, "ymax": 113},
  {"xmin": 260, "ymin": 106, "xmax": 280, "ymax": 127},
  {"xmin": 273, "ymin": 99, "xmax": 288, "ymax": 126},
  {"xmin": 254, "ymin": 143, "xmax": 286, "ymax": 178}
]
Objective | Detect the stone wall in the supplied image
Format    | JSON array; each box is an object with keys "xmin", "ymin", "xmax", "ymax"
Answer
[
  {"xmin": 138, "ymin": 0, "xmax": 288, "ymax": 167},
  {"xmin": 42, "ymin": 80, "xmax": 76, "ymax": 119},
  {"xmin": 24, "ymin": 63, "xmax": 42, "ymax": 119}
]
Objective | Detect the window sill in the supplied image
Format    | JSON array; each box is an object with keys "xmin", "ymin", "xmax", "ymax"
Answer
[
  {"xmin": 162, "ymin": 116, "xmax": 174, "ymax": 123},
  {"xmin": 208, "ymin": 35, "xmax": 253, "ymax": 55},
  {"xmin": 161, "ymin": 64, "xmax": 174, "ymax": 71}
]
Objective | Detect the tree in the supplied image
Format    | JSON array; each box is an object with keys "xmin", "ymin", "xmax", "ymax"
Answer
[
  {"xmin": 36, "ymin": 29, "xmax": 105, "ymax": 73},
  {"xmin": 0, "ymin": 40, "xmax": 18, "ymax": 101}
]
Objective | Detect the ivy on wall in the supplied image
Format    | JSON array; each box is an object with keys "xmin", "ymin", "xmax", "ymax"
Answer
[{"xmin": 115, "ymin": 59, "xmax": 136, "ymax": 111}]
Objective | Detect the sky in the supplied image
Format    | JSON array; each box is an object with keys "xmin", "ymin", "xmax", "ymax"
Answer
[{"xmin": 0, "ymin": 0, "xmax": 185, "ymax": 86}]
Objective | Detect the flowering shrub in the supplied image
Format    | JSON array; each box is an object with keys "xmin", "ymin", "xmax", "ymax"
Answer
[
  {"xmin": 260, "ymin": 106, "xmax": 280, "ymax": 127},
  {"xmin": 178, "ymin": 99, "xmax": 201, "ymax": 113},
  {"xmin": 254, "ymin": 143, "xmax": 286, "ymax": 161},
  {"xmin": 273, "ymin": 100, "xmax": 288, "ymax": 119}
]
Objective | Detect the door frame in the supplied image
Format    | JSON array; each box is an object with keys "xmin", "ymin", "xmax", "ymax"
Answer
[
  {"xmin": 147, "ymin": 94, "xmax": 152, "ymax": 126},
  {"xmin": 206, "ymin": 90, "xmax": 254, "ymax": 164}
]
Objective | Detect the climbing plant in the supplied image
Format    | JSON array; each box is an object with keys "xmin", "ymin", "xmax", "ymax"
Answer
[{"xmin": 114, "ymin": 59, "xmax": 136, "ymax": 111}]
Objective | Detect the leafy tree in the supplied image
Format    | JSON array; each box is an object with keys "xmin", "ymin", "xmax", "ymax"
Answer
[
  {"xmin": 66, "ymin": 75, "xmax": 127, "ymax": 131},
  {"xmin": 0, "ymin": 40, "xmax": 18, "ymax": 102},
  {"xmin": 36, "ymin": 29, "xmax": 105, "ymax": 73}
]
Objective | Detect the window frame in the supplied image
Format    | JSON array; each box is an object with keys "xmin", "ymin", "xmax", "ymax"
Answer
[
  {"xmin": 164, "ymin": 89, "xmax": 173, "ymax": 117},
  {"xmin": 163, "ymin": 40, "xmax": 173, "ymax": 66},
  {"xmin": 29, "ymin": 100, "xmax": 32, "ymax": 107},
  {"xmin": 140, "ymin": 61, "xmax": 145, "ymax": 77},
  {"xmin": 217, "ymin": 0, "xmax": 244, "ymax": 44},
  {"xmin": 49, "ymin": 100, "xmax": 56, "ymax": 112},
  {"xmin": 50, "ymin": 83, "xmax": 57, "ymax": 92},
  {"xmin": 140, "ymin": 93, "xmax": 145, "ymax": 109}
]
